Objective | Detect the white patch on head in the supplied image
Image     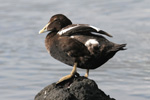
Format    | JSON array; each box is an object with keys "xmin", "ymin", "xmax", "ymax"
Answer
[
  {"xmin": 89, "ymin": 25, "xmax": 100, "ymax": 32},
  {"xmin": 85, "ymin": 39, "xmax": 99, "ymax": 47},
  {"xmin": 58, "ymin": 25, "xmax": 79, "ymax": 35}
]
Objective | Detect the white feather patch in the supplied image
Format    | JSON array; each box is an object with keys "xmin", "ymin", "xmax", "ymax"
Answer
[
  {"xmin": 85, "ymin": 39, "xmax": 99, "ymax": 46},
  {"xmin": 58, "ymin": 25, "xmax": 79, "ymax": 35},
  {"xmin": 58, "ymin": 24, "xmax": 101, "ymax": 35},
  {"xmin": 89, "ymin": 25, "xmax": 100, "ymax": 32},
  {"xmin": 70, "ymin": 36, "xmax": 75, "ymax": 38}
]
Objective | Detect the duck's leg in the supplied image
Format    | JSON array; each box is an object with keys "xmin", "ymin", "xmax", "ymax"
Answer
[
  {"xmin": 57, "ymin": 62, "xmax": 77, "ymax": 84},
  {"xmin": 85, "ymin": 69, "xmax": 89, "ymax": 77}
]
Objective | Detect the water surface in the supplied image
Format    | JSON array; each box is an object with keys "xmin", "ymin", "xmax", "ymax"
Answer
[{"xmin": 0, "ymin": 0, "xmax": 150, "ymax": 100}]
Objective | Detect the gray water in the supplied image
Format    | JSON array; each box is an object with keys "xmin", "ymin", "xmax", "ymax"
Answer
[{"xmin": 0, "ymin": 0, "xmax": 150, "ymax": 100}]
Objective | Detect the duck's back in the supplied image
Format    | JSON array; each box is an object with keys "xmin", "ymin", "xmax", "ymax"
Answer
[{"xmin": 69, "ymin": 34, "xmax": 126, "ymax": 69}]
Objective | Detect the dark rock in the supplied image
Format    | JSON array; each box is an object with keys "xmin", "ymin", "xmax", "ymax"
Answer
[{"xmin": 35, "ymin": 76, "xmax": 115, "ymax": 100}]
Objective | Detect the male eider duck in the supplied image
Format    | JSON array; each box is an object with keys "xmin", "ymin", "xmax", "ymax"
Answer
[{"xmin": 39, "ymin": 14, "xmax": 126, "ymax": 83}]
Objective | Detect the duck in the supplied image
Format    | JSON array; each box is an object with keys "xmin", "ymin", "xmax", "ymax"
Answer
[{"xmin": 39, "ymin": 14, "xmax": 126, "ymax": 84}]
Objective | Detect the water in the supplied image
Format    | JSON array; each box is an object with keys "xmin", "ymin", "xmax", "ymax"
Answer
[{"xmin": 0, "ymin": 0, "xmax": 150, "ymax": 100}]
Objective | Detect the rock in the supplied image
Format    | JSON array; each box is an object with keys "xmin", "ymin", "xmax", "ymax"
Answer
[{"xmin": 35, "ymin": 76, "xmax": 115, "ymax": 100}]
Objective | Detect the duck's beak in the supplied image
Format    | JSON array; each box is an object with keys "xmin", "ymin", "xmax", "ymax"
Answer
[{"xmin": 39, "ymin": 22, "xmax": 50, "ymax": 34}]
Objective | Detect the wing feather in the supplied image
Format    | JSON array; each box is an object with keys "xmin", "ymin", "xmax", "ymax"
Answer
[{"xmin": 58, "ymin": 24, "xmax": 112, "ymax": 37}]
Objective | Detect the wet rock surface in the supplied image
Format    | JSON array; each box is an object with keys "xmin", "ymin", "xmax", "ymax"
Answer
[{"xmin": 35, "ymin": 76, "xmax": 115, "ymax": 100}]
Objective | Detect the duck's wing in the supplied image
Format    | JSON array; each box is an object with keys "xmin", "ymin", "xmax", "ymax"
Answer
[
  {"xmin": 58, "ymin": 24, "xmax": 112, "ymax": 37},
  {"xmin": 58, "ymin": 36, "xmax": 90, "ymax": 58}
]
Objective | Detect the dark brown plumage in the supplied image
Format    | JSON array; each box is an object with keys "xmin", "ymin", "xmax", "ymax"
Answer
[{"xmin": 39, "ymin": 14, "xmax": 126, "ymax": 83}]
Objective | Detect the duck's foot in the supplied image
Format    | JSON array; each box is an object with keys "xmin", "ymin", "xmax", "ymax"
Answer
[
  {"xmin": 84, "ymin": 69, "xmax": 89, "ymax": 78},
  {"xmin": 56, "ymin": 72, "xmax": 80, "ymax": 86},
  {"xmin": 57, "ymin": 74, "xmax": 73, "ymax": 84},
  {"xmin": 56, "ymin": 63, "xmax": 77, "ymax": 84}
]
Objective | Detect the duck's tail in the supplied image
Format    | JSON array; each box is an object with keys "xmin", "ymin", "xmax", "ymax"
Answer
[
  {"xmin": 116, "ymin": 44, "xmax": 127, "ymax": 51},
  {"xmin": 108, "ymin": 44, "xmax": 127, "ymax": 53}
]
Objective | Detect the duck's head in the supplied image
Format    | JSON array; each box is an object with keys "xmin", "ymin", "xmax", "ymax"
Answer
[{"xmin": 39, "ymin": 14, "xmax": 72, "ymax": 34}]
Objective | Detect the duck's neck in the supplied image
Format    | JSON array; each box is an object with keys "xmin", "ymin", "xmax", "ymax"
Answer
[
  {"xmin": 45, "ymin": 32, "xmax": 57, "ymax": 53},
  {"xmin": 46, "ymin": 32, "xmax": 57, "ymax": 38}
]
